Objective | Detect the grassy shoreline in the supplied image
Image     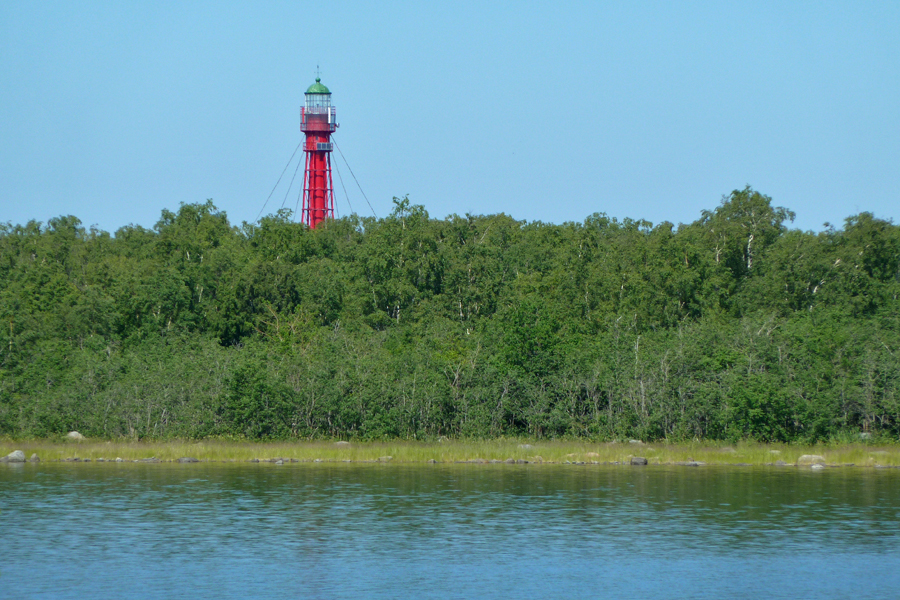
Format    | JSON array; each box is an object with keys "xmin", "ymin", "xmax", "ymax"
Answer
[{"xmin": 2, "ymin": 438, "xmax": 899, "ymax": 467}]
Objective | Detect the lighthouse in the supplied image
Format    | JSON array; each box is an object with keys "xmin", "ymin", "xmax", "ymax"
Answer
[{"xmin": 300, "ymin": 77, "xmax": 337, "ymax": 228}]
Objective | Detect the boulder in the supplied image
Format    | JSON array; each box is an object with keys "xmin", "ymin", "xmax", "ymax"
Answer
[
  {"xmin": 29, "ymin": 453, "xmax": 40, "ymax": 462},
  {"xmin": 176, "ymin": 457, "xmax": 199, "ymax": 463},
  {"xmin": 275, "ymin": 459, "xmax": 284, "ymax": 465},
  {"xmin": 1, "ymin": 450, "xmax": 26, "ymax": 463},
  {"xmin": 811, "ymin": 463, "xmax": 826, "ymax": 470},
  {"xmin": 631, "ymin": 456, "xmax": 648, "ymax": 466},
  {"xmin": 66, "ymin": 431, "xmax": 85, "ymax": 441},
  {"xmin": 797, "ymin": 454, "xmax": 826, "ymax": 466},
  {"xmin": 334, "ymin": 441, "xmax": 350, "ymax": 446},
  {"xmin": 518, "ymin": 444, "xmax": 533, "ymax": 450},
  {"xmin": 378, "ymin": 455, "xmax": 393, "ymax": 462}
]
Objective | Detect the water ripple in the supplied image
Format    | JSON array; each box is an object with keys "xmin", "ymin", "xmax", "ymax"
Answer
[{"xmin": 1, "ymin": 464, "xmax": 898, "ymax": 599}]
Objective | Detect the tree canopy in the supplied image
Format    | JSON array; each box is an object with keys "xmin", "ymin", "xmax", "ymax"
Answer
[{"xmin": 1, "ymin": 188, "xmax": 898, "ymax": 442}]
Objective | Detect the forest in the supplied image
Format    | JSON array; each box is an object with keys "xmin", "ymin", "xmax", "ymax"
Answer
[{"xmin": 1, "ymin": 187, "xmax": 898, "ymax": 442}]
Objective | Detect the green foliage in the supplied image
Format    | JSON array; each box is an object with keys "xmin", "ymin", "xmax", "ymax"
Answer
[
  {"xmin": 1, "ymin": 190, "xmax": 898, "ymax": 442},
  {"xmin": 222, "ymin": 358, "xmax": 293, "ymax": 439}
]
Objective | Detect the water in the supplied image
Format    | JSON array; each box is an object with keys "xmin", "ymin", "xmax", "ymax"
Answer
[{"xmin": 2, "ymin": 463, "xmax": 899, "ymax": 599}]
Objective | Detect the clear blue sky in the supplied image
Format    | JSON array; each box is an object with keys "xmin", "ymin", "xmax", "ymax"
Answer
[{"xmin": 2, "ymin": 1, "xmax": 898, "ymax": 233}]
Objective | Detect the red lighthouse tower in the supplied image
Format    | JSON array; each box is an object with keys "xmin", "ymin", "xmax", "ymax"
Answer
[{"xmin": 300, "ymin": 77, "xmax": 337, "ymax": 228}]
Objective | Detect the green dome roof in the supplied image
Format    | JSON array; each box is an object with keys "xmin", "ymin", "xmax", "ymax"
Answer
[{"xmin": 306, "ymin": 77, "xmax": 331, "ymax": 94}]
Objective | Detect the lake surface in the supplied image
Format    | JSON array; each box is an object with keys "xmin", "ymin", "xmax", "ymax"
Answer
[{"xmin": 2, "ymin": 463, "xmax": 899, "ymax": 599}]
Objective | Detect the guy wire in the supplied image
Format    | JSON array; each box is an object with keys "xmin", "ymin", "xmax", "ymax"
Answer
[
  {"xmin": 256, "ymin": 140, "xmax": 303, "ymax": 222},
  {"xmin": 333, "ymin": 138, "xmax": 378, "ymax": 219}
]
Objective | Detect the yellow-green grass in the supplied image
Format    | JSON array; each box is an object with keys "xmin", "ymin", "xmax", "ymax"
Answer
[{"xmin": 2, "ymin": 437, "xmax": 899, "ymax": 467}]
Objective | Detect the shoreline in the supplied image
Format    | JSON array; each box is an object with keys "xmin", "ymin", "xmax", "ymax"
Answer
[{"xmin": 2, "ymin": 438, "xmax": 899, "ymax": 468}]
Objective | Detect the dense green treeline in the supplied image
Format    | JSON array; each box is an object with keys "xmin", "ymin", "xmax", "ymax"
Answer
[{"xmin": 1, "ymin": 188, "xmax": 898, "ymax": 442}]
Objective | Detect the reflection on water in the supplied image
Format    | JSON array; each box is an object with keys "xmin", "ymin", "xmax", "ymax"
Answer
[{"xmin": 2, "ymin": 463, "xmax": 898, "ymax": 599}]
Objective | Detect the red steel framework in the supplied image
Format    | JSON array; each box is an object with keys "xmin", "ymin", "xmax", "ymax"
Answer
[{"xmin": 300, "ymin": 77, "xmax": 338, "ymax": 228}]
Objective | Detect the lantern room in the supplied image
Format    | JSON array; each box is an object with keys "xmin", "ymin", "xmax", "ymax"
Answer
[{"xmin": 301, "ymin": 78, "xmax": 337, "ymax": 133}]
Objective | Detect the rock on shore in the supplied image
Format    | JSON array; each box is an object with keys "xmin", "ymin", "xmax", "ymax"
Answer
[{"xmin": 1, "ymin": 450, "xmax": 26, "ymax": 463}]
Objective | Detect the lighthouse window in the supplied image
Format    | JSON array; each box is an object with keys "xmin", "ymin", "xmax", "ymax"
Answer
[{"xmin": 306, "ymin": 95, "xmax": 331, "ymax": 110}]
